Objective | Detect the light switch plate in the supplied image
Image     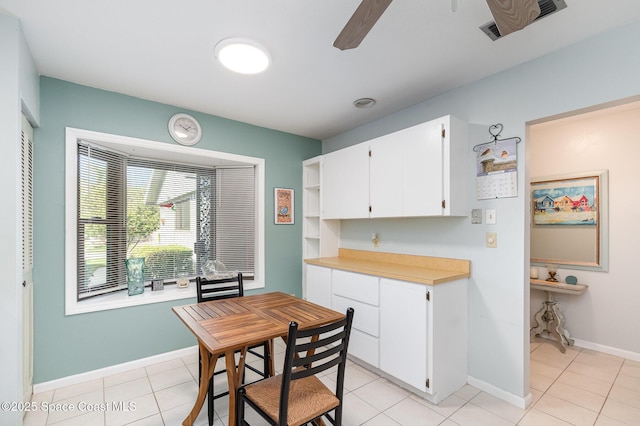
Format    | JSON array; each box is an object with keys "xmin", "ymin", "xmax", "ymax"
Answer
[{"xmin": 486, "ymin": 209, "xmax": 496, "ymax": 225}]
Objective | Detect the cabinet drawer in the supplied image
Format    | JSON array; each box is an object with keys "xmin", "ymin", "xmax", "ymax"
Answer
[
  {"xmin": 332, "ymin": 269, "xmax": 379, "ymax": 306},
  {"xmin": 348, "ymin": 329, "xmax": 379, "ymax": 368},
  {"xmin": 332, "ymin": 295, "xmax": 379, "ymax": 337}
]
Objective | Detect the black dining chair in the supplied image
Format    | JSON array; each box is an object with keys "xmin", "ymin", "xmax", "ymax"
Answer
[
  {"xmin": 196, "ymin": 273, "xmax": 274, "ymax": 426},
  {"xmin": 236, "ymin": 307, "xmax": 354, "ymax": 426}
]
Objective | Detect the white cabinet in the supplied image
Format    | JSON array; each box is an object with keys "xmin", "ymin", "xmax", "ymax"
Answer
[
  {"xmin": 436, "ymin": 115, "xmax": 469, "ymax": 217},
  {"xmin": 322, "ymin": 115, "xmax": 469, "ymax": 219},
  {"xmin": 401, "ymin": 119, "xmax": 446, "ymax": 216},
  {"xmin": 379, "ymin": 279, "xmax": 429, "ymax": 392},
  {"xmin": 369, "ymin": 135, "xmax": 403, "ymax": 218},
  {"xmin": 379, "ymin": 277, "xmax": 468, "ymax": 403},
  {"xmin": 305, "ymin": 264, "xmax": 332, "ymax": 309},
  {"xmin": 332, "ymin": 269, "xmax": 379, "ymax": 306},
  {"xmin": 303, "ymin": 263, "xmax": 468, "ymax": 403},
  {"xmin": 302, "ymin": 156, "xmax": 340, "ymax": 261},
  {"xmin": 305, "ymin": 266, "xmax": 381, "ymax": 367},
  {"xmin": 332, "ymin": 270, "xmax": 380, "ymax": 368},
  {"xmin": 322, "ymin": 143, "xmax": 369, "ymax": 219},
  {"xmin": 302, "ymin": 157, "xmax": 340, "ymax": 302}
]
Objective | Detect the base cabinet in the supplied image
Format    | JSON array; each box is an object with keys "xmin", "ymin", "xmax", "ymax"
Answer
[
  {"xmin": 379, "ymin": 279, "xmax": 429, "ymax": 392},
  {"xmin": 304, "ymin": 264, "xmax": 467, "ymax": 404},
  {"xmin": 305, "ymin": 264, "xmax": 332, "ymax": 309},
  {"xmin": 332, "ymin": 269, "xmax": 380, "ymax": 367},
  {"xmin": 380, "ymin": 277, "xmax": 468, "ymax": 403}
]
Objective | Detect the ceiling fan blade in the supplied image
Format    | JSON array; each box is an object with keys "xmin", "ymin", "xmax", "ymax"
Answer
[
  {"xmin": 486, "ymin": 0, "xmax": 541, "ymax": 37},
  {"xmin": 333, "ymin": 0, "xmax": 393, "ymax": 50}
]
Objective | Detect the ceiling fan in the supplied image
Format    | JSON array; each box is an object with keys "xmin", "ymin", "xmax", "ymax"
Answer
[{"xmin": 333, "ymin": 0, "xmax": 541, "ymax": 50}]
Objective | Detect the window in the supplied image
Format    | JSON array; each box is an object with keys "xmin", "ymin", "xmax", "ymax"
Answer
[
  {"xmin": 65, "ymin": 128, "xmax": 265, "ymax": 315},
  {"xmin": 174, "ymin": 198, "xmax": 191, "ymax": 231}
]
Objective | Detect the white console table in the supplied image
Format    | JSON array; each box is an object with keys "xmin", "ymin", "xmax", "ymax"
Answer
[{"xmin": 530, "ymin": 279, "xmax": 588, "ymax": 353}]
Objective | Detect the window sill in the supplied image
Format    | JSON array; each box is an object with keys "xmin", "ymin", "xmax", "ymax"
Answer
[
  {"xmin": 65, "ymin": 285, "xmax": 196, "ymax": 316},
  {"xmin": 65, "ymin": 280, "xmax": 265, "ymax": 316}
]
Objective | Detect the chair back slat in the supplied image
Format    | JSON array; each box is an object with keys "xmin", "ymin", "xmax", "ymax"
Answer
[
  {"xmin": 296, "ymin": 329, "xmax": 346, "ymax": 354},
  {"xmin": 292, "ymin": 341, "xmax": 344, "ymax": 369},
  {"xmin": 196, "ymin": 273, "xmax": 244, "ymax": 303},
  {"xmin": 291, "ymin": 353, "xmax": 343, "ymax": 381},
  {"xmin": 295, "ymin": 316, "xmax": 349, "ymax": 338}
]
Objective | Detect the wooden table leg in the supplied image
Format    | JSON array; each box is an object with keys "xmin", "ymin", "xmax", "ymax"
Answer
[
  {"xmin": 182, "ymin": 342, "xmax": 216, "ymax": 426},
  {"xmin": 267, "ymin": 339, "xmax": 275, "ymax": 377},
  {"xmin": 225, "ymin": 347, "xmax": 247, "ymax": 426}
]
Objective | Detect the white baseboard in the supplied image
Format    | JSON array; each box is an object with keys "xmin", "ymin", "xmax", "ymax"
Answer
[
  {"xmin": 33, "ymin": 345, "xmax": 198, "ymax": 394},
  {"xmin": 572, "ymin": 338, "xmax": 640, "ymax": 362},
  {"xmin": 467, "ymin": 375, "xmax": 533, "ymax": 409}
]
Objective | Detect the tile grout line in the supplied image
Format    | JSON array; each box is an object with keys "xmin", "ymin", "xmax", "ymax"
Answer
[
  {"xmin": 593, "ymin": 358, "xmax": 640, "ymax": 425},
  {"xmin": 525, "ymin": 342, "xmax": 584, "ymax": 425}
]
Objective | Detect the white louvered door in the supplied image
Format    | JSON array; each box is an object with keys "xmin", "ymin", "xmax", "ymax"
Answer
[{"xmin": 21, "ymin": 114, "xmax": 34, "ymax": 404}]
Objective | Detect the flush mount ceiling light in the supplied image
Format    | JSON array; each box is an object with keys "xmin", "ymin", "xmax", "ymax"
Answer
[
  {"xmin": 215, "ymin": 38, "xmax": 271, "ymax": 75},
  {"xmin": 353, "ymin": 98, "xmax": 376, "ymax": 108}
]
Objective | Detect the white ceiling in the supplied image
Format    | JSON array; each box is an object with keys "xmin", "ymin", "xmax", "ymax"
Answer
[{"xmin": 2, "ymin": 0, "xmax": 640, "ymax": 140}]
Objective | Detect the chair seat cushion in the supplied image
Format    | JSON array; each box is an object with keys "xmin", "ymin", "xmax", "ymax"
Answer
[{"xmin": 244, "ymin": 374, "xmax": 339, "ymax": 426}]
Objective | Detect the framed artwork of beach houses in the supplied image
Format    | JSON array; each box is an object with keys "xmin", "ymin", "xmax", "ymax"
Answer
[
  {"xmin": 530, "ymin": 170, "xmax": 609, "ymax": 271},
  {"xmin": 532, "ymin": 175, "xmax": 599, "ymax": 226}
]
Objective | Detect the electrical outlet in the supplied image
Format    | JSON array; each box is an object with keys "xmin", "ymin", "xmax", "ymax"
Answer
[{"xmin": 486, "ymin": 232, "xmax": 497, "ymax": 248}]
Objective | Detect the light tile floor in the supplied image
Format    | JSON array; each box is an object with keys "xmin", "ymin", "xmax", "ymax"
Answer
[{"xmin": 23, "ymin": 337, "xmax": 640, "ymax": 425}]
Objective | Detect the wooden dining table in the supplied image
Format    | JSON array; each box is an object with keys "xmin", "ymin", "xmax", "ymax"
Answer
[{"xmin": 172, "ymin": 291, "xmax": 345, "ymax": 426}]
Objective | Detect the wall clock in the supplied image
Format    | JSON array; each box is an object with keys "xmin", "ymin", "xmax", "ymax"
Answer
[{"xmin": 168, "ymin": 113, "xmax": 202, "ymax": 146}]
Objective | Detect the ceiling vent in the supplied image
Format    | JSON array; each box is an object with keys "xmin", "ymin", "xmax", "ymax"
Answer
[{"xmin": 480, "ymin": 0, "xmax": 567, "ymax": 41}]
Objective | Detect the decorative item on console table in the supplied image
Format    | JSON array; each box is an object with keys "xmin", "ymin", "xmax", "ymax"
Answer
[
  {"xmin": 545, "ymin": 263, "xmax": 558, "ymax": 282},
  {"xmin": 565, "ymin": 275, "xmax": 578, "ymax": 285}
]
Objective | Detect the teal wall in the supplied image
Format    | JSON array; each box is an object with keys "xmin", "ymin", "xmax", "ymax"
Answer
[{"xmin": 33, "ymin": 77, "xmax": 321, "ymax": 383}]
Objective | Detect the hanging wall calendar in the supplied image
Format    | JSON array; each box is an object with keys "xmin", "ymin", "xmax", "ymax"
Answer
[{"xmin": 474, "ymin": 124, "xmax": 520, "ymax": 200}]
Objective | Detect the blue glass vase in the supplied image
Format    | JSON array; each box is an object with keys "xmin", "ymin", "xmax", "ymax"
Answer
[{"xmin": 125, "ymin": 257, "xmax": 145, "ymax": 296}]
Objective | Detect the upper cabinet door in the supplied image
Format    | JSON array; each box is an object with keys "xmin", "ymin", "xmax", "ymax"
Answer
[
  {"xmin": 321, "ymin": 115, "xmax": 468, "ymax": 220},
  {"xmin": 322, "ymin": 143, "xmax": 369, "ymax": 219},
  {"xmin": 369, "ymin": 134, "xmax": 403, "ymax": 218},
  {"xmin": 403, "ymin": 120, "xmax": 445, "ymax": 216}
]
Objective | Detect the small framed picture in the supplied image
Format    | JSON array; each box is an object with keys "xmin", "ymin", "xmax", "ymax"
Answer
[
  {"xmin": 274, "ymin": 187, "xmax": 294, "ymax": 224},
  {"xmin": 151, "ymin": 279, "xmax": 164, "ymax": 291}
]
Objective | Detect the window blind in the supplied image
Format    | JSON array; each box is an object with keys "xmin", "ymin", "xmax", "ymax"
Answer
[
  {"xmin": 213, "ymin": 168, "xmax": 255, "ymax": 275},
  {"xmin": 21, "ymin": 126, "xmax": 34, "ymax": 274},
  {"xmin": 77, "ymin": 141, "xmax": 256, "ymax": 300}
]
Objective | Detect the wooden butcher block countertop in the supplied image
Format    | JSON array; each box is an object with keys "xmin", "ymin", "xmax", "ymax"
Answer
[{"xmin": 304, "ymin": 248, "xmax": 470, "ymax": 285}]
